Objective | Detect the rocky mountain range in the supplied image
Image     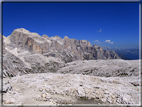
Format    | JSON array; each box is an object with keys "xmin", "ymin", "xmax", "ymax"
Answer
[
  {"xmin": 101, "ymin": 46, "xmax": 139, "ymax": 60},
  {"xmin": 1, "ymin": 28, "xmax": 141, "ymax": 105},
  {"xmin": 2, "ymin": 28, "xmax": 121, "ymax": 77},
  {"xmin": 3, "ymin": 28, "xmax": 120, "ymax": 62}
]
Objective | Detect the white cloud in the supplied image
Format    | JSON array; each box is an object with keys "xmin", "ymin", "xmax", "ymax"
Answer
[
  {"xmin": 105, "ymin": 40, "xmax": 110, "ymax": 42},
  {"xmin": 105, "ymin": 40, "xmax": 113, "ymax": 44},
  {"xmin": 97, "ymin": 28, "xmax": 102, "ymax": 32},
  {"xmin": 94, "ymin": 40, "xmax": 100, "ymax": 43}
]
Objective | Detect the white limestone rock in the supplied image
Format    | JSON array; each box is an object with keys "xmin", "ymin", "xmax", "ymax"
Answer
[{"xmin": 3, "ymin": 72, "xmax": 140, "ymax": 105}]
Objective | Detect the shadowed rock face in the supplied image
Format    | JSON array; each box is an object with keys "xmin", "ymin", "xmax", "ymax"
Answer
[{"xmin": 4, "ymin": 28, "xmax": 120, "ymax": 63}]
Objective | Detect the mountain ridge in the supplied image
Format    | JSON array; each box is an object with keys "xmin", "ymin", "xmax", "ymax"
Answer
[
  {"xmin": 2, "ymin": 29, "xmax": 140, "ymax": 105},
  {"xmin": 100, "ymin": 46, "xmax": 139, "ymax": 60},
  {"xmin": 3, "ymin": 28, "xmax": 120, "ymax": 63}
]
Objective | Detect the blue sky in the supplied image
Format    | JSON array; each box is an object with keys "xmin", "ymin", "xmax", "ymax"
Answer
[{"xmin": 2, "ymin": 2, "xmax": 139, "ymax": 49}]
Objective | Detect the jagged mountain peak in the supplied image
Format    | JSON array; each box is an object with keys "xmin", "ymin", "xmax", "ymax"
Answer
[
  {"xmin": 81, "ymin": 40, "xmax": 92, "ymax": 47},
  {"xmin": 82, "ymin": 40, "xmax": 88, "ymax": 43},
  {"xmin": 12, "ymin": 28, "xmax": 40, "ymax": 37},
  {"xmin": 14, "ymin": 28, "xmax": 30, "ymax": 33},
  {"xmin": 42, "ymin": 34, "xmax": 49, "ymax": 38},
  {"xmin": 63, "ymin": 35, "xmax": 69, "ymax": 39},
  {"xmin": 55, "ymin": 35, "xmax": 62, "ymax": 39},
  {"xmin": 50, "ymin": 35, "xmax": 62, "ymax": 40},
  {"xmin": 4, "ymin": 28, "xmax": 120, "ymax": 63}
]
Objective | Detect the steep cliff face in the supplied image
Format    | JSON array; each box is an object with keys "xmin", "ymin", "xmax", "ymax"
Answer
[{"xmin": 4, "ymin": 28, "xmax": 120, "ymax": 63}]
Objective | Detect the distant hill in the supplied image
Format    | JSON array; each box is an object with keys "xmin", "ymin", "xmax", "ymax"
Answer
[
  {"xmin": 118, "ymin": 53, "xmax": 131, "ymax": 60},
  {"xmin": 101, "ymin": 46, "xmax": 139, "ymax": 60},
  {"xmin": 114, "ymin": 48, "xmax": 139, "ymax": 60}
]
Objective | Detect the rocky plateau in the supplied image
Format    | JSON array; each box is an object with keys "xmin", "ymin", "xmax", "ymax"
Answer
[{"xmin": 1, "ymin": 28, "xmax": 141, "ymax": 106}]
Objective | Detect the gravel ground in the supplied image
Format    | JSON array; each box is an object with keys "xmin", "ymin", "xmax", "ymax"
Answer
[{"xmin": 3, "ymin": 72, "xmax": 141, "ymax": 106}]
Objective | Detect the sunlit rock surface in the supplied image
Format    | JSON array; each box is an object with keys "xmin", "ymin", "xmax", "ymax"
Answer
[
  {"xmin": 3, "ymin": 28, "xmax": 120, "ymax": 63},
  {"xmin": 2, "ymin": 28, "xmax": 141, "ymax": 106},
  {"xmin": 3, "ymin": 72, "xmax": 141, "ymax": 105},
  {"xmin": 3, "ymin": 59, "xmax": 141, "ymax": 105}
]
